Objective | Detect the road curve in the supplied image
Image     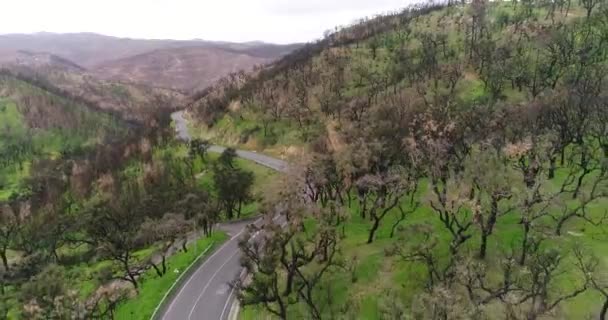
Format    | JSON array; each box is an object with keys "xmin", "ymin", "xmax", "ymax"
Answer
[
  {"xmin": 171, "ymin": 111, "xmax": 288, "ymax": 173},
  {"xmin": 160, "ymin": 112, "xmax": 287, "ymax": 320}
]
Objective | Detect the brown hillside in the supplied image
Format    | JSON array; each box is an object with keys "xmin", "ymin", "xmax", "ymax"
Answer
[
  {"xmin": 92, "ymin": 46, "xmax": 272, "ymax": 92},
  {"xmin": 3, "ymin": 66, "xmax": 185, "ymax": 122},
  {"xmin": 0, "ymin": 33, "xmax": 301, "ymax": 68},
  {"xmin": 0, "ymin": 50, "xmax": 85, "ymax": 72},
  {"xmin": 0, "ymin": 33, "xmax": 210, "ymax": 68},
  {"xmin": 0, "ymin": 33, "xmax": 302, "ymax": 91}
]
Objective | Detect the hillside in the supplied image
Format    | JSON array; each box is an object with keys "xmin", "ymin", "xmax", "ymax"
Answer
[
  {"xmin": 1, "ymin": 69, "xmax": 203, "ymax": 319},
  {"xmin": 0, "ymin": 70, "xmax": 279, "ymax": 319},
  {"xmin": 0, "ymin": 50, "xmax": 85, "ymax": 72},
  {"xmin": 183, "ymin": 1, "xmax": 608, "ymax": 319},
  {"xmin": 0, "ymin": 32, "xmax": 179, "ymax": 67},
  {"xmin": 187, "ymin": 0, "xmax": 598, "ymax": 156},
  {"xmin": 92, "ymin": 46, "xmax": 273, "ymax": 92},
  {"xmin": 2, "ymin": 66, "xmax": 185, "ymax": 121},
  {"xmin": 0, "ymin": 32, "xmax": 298, "ymax": 68},
  {"xmin": 0, "ymin": 72, "xmax": 129, "ymax": 201}
]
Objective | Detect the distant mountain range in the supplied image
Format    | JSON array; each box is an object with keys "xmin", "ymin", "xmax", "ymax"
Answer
[
  {"xmin": 0, "ymin": 32, "xmax": 302, "ymax": 91},
  {"xmin": 91, "ymin": 46, "xmax": 284, "ymax": 92}
]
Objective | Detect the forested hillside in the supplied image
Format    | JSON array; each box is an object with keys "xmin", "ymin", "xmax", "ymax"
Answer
[
  {"xmin": 0, "ymin": 69, "xmax": 152, "ymax": 315},
  {"xmin": 0, "ymin": 66, "xmax": 277, "ymax": 318},
  {"xmin": 0, "ymin": 72, "xmax": 129, "ymax": 201},
  {"xmin": 185, "ymin": 1, "xmax": 608, "ymax": 319},
  {"xmin": 2, "ymin": 67, "xmax": 184, "ymax": 121}
]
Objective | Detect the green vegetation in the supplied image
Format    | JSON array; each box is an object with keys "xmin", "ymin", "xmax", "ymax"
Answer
[
  {"xmin": 195, "ymin": 151, "xmax": 277, "ymax": 219},
  {"xmin": 1, "ymin": 69, "xmax": 207, "ymax": 320},
  {"xmin": 0, "ymin": 68, "xmax": 274, "ymax": 319},
  {"xmin": 0, "ymin": 75, "xmax": 126, "ymax": 201},
  {"xmin": 3, "ymin": 0, "xmax": 607, "ymax": 319},
  {"xmin": 187, "ymin": 111, "xmax": 308, "ymax": 156},
  {"xmin": 114, "ymin": 232, "xmax": 228, "ymax": 320},
  {"xmin": 239, "ymin": 171, "xmax": 607, "ymax": 319},
  {"xmin": 187, "ymin": 1, "xmax": 608, "ymax": 319},
  {"xmin": 1, "ymin": 97, "xmax": 276, "ymax": 319}
]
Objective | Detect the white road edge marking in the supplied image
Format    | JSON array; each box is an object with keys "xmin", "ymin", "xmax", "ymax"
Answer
[
  {"xmin": 163, "ymin": 240, "xmax": 233, "ymax": 318},
  {"xmin": 219, "ymin": 284, "xmax": 236, "ymax": 320},
  {"xmin": 223, "ymin": 217, "xmax": 284, "ymax": 320},
  {"xmin": 170, "ymin": 113, "xmax": 288, "ymax": 320},
  {"xmin": 187, "ymin": 250, "xmax": 240, "ymax": 320},
  {"xmin": 221, "ymin": 268, "xmax": 247, "ymax": 320},
  {"xmin": 162, "ymin": 218, "xmax": 261, "ymax": 320},
  {"xmin": 149, "ymin": 242, "xmax": 214, "ymax": 320},
  {"xmin": 227, "ymin": 298, "xmax": 240, "ymax": 320}
]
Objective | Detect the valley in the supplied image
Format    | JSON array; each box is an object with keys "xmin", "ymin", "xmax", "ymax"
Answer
[
  {"xmin": 1, "ymin": 0, "xmax": 608, "ymax": 319},
  {"xmin": 0, "ymin": 28, "xmax": 292, "ymax": 320}
]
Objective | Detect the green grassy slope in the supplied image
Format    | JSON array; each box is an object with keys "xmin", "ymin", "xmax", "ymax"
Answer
[{"xmin": 242, "ymin": 181, "xmax": 607, "ymax": 320}]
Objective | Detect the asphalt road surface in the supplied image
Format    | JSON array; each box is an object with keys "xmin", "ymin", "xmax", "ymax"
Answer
[
  {"xmin": 160, "ymin": 219, "xmax": 255, "ymax": 320},
  {"xmin": 161, "ymin": 111, "xmax": 287, "ymax": 320},
  {"xmin": 171, "ymin": 111, "xmax": 288, "ymax": 173}
]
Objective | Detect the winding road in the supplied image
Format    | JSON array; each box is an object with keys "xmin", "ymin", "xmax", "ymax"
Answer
[
  {"xmin": 171, "ymin": 111, "xmax": 288, "ymax": 172},
  {"xmin": 159, "ymin": 112, "xmax": 287, "ymax": 320}
]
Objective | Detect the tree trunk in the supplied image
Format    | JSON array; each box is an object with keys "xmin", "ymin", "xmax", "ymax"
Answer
[
  {"xmin": 263, "ymin": 121, "xmax": 268, "ymax": 137},
  {"xmin": 322, "ymin": 241, "xmax": 329, "ymax": 262},
  {"xmin": 182, "ymin": 240, "xmax": 188, "ymax": 253},
  {"xmin": 127, "ymin": 272, "xmax": 138, "ymax": 290},
  {"xmin": 555, "ymin": 218, "xmax": 566, "ymax": 236},
  {"xmin": 359, "ymin": 198, "xmax": 367, "ymax": 219},
  {"xmin": 390, "ymin": 208, "xmax": 408, "ymax": 238},
  {"xmin": 284, "ymin": 268, "xmax": 296, "ymax": 296},
  {"xmin": 479, "ymin": 199, "xmax": 499, "ymax": 259},
  {"xmin": 367, "ymin": 217, "xmax": 381, "ymax": 244},
  {"xmin": 277, "ymin": 299, "xmax": 287, "ymax": 320},
  {"xmin": 479, "ymin": 231, "xmax": 489, "ymax": 259},
  {"xmin": 226, "ymin": 202, "xmax": 234, "ymax": 220},
  {"xmin": 123, "ymin": 258, "xmax": 138, "ymax": 290},
  {"xmin": 600, "ymin": 296, "xmax": 608, "ymax": 320},
  {"xmin": 519, "ymin": 222, "xmax": 530, "ymax": 266},
  {"xmin": 573, "ymin": 170, "xmax": 588, "ymax": 199},
  {"xmin": 450, "ymin": 233, "xmax": 470, "ymax": 255},
  {"xmin": 0, "ymin": 250, "xmax": 8, "ymax": 271},
  {"xmin": 151, "ymin": 262, "xmax": 163, "ymax": 277},
  {"xmin": 51, "ymin": 247, "xmax": 60, "ymax": 264},
  {"xmin": 548, "ymin": 156, "xmax": 556, "ymax": 179},
  {"xmin": 390, "ymin": 219, "xmax": 401, "ymax": 238}
]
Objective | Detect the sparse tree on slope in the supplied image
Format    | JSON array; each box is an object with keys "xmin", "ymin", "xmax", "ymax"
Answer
[
  {"xmin": 85, "ymin": 183, "xmax": 147, "ymax": 290},
  {"xmin": 236, "ymin": 205, "xmax": 342, "ymax": 320}
]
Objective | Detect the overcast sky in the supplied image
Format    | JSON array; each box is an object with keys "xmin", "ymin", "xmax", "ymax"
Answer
[{"xmin": 2, "ymin": 0, "xmax": 414, "ymax": 44}]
